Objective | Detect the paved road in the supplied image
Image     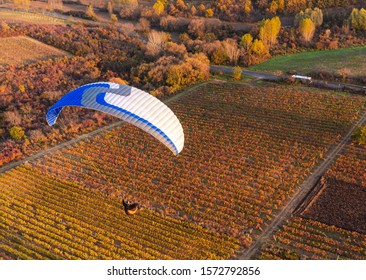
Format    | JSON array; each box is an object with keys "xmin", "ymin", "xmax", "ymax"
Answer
[
  {"xmin": 237, "ymin": 110, "xmax": 366, "ymax": 260},
  {"xmin": 210, "ymin": 65, "xmax": 366, "ymax": 93},
  {"xmin": 210, "ymin": 65, "xmax": 280, "ymax": 80}
]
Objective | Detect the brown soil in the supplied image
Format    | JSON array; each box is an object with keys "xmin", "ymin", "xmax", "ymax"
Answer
[{"xmin": 302, "ymin": 178, "xmax": 366, "ymax": 234}]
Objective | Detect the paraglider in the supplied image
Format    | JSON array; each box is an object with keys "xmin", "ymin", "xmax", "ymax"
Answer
[
  {"xmin": 122, "ymin": 200, "xmax": 140, "ymax": 215},
  {"xmin": 46, "ymin": 82, "xmax": 184, "ymax": 155},
  {"xmin": 46, "ymin": 82, "xmax": 185, "ymax": 215}
]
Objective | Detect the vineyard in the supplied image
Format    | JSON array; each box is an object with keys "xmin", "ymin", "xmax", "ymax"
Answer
[
  {"xmin": 0, "ymin": 165, "xmax": 238, "ymax": 259},
  {"xmin": 1, "ymin": 82, "xmax": 366, "ymax": 259},
  {"xmin": 257, "ymin": 217, "xmax": 366, "ymax": 260},
  {"xmin": 257, "ymin": 142, "xmax": 366, "ymax": 259},
  {"xmin": 0, "ymin": 10, "xmax": 66, "ymax": 25},
  {"xmin": 0, "ymin": 36, "xmax": 70, "ymax": 66}
]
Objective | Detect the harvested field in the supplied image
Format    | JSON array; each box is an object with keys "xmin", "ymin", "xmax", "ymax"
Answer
[
  {"xmin": 0, "ymin": 36, "xmax": 70, "ymax": 65},
  {"xmin": 301, "ymin": 178, "xmax": 366, "ymax": 234}
]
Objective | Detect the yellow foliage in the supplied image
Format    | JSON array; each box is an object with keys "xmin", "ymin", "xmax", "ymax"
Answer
[
  {"xmin": 153, "ymin": 0, "xmax": 165, "ymax": 15},
  {"xmin": 259, "ymin": 16, "xmax": 281, "ymax": 46},
  {"xmin": 299, "ymin": 18, "xmax": 316, "ymax": 42},
  {"xmin": 109, "ymin": 77, "xmax": 128, "ymax": 85},
  {"xmin": 205, "ymin": 8, "xmax": 214, "ymax": 18}
]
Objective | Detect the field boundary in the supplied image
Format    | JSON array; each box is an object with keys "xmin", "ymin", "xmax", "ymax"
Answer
[
  {"xmin": 292, "ymin": 176, "xmax": 327, "ymax": 215},
  {"xmin": 237, "ymin": 109, "xmax": 366, "ymax": 260}
]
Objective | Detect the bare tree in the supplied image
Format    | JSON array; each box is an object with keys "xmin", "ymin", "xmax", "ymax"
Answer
[
  {"xmin": 146, "ymin": 31, "xmax": 168, "ymax": 56},
  {"xmin": 222, "ymin": 39, "xmax": 240, "ymax": 65},
  {"xmin": 29, "ymin": 129, "xmax": 46, "ymax": 143},
  {"xmin": 4, "ymin": 110, "xmax": 22, "ymax": 126},
  {"xmin": 138, "ymin": 18, "xmax": 150, "ymax": 33}
]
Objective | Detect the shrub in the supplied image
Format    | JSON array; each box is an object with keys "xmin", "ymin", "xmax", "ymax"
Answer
[
  {"xmin": 9, "ymin": 126, "xmax": 25, "ymax": 140},
  {"xmin": 352, "ymin": 126, "xmax": 366, "ymax": 145},
  {"xmin": 232, "ymin": 66, "xmax": 242, "ymax": 80}
]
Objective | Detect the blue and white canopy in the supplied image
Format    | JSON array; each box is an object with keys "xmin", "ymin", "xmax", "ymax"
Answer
[{"xmin": 46, "ymin": 82, "xmax": 184, "ymax": 155}]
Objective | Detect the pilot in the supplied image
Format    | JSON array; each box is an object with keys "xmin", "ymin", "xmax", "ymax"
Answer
[{"xmin": 122, "ymin": 199, "xmax": 140, "ymax": 215}]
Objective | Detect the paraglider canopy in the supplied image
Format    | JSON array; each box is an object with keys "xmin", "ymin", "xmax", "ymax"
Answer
[{"xmin": 46, "ymin": 82, "xmax": 184, "ymax": 155}]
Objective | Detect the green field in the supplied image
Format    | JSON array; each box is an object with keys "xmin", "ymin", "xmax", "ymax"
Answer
[{"xmin": 249, "ymin": 46, "xmax": 366, "ymax": 77}]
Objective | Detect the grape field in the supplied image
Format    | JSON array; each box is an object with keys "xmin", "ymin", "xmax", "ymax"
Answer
[{"xmin": 2, "ymin": 82, "xmax": 366, "ymax": 259}]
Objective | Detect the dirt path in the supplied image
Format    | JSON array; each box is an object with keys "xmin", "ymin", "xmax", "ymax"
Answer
[{"xmin": 237, "ymin": 110, "xmax": 366, "ymax": 260}]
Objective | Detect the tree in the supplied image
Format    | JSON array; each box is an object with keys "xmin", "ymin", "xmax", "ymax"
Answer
[
  {"xmin": 259, "ymin": 16, "xmax": 281, "ymax": 46},
  {"xmin": 299, "ymin": 18, "xmax": 316, "ymax": 43},
  {"xmin": 249, "ymin": 39, "xmax": 268, "ymax": 56},
  {"xmin": 164, "ymin": 42, "xmax": 187, "ymax": 59},
  {"xmin": 146, "ymin": 31, "xmax": 168, "ymax": 55},
  {"xmin": 9, "ymin": 126, "xmax": 25, "ymax": 140},
  {"xmin": 175, "ymin": 0, "xmax": 187, "ymax": 11},
  {"xmin": 232, "ymin": 66, "xmax": 242, "ymax": 80},
  {"xmin": 349, "ymin": 8, "xmax": 366, "ymax": 32},
  {"xmin": 4, "ymin": 110, "xmax": 21, "ymax": 126},
  {"xmin": 166, "ymin": 53, "xmax": 209, "ymax": 89},
  {"xmin": 1, "ymin": 21, "xmax": 10, "ymax": 32},
  {"xmin": 211, "ymin": 46, "xmax": 227, "ymax": 65},
  {"xmin": 338, "ymin": 68, "xmax": 351, "ymax": 80},
  {"xmin": 269, "ymin": 0, "xmax": 279, "ymax": 15},
  {"xmin": 243, "ymin": 0, "xmax": 252, "ymax": 15},
  {"xmin": 269, "ymin": 0, "xmax": 285, "ymax": 14},
  {"xmin": 109, "ymin": 77, "xmax": 128, "ymax": 84},
  {"xmin": 246, "ymin": 39, "xmax": 270, "ymax": 66},
  {"xmin": 205, "ymin": 8, "xmax": 214, "ymax": 18},
  {"xmin": 120, "ymin": 0, "xmax": 138, "ymax": 10},
  {"xmin": 223, "ymin": 39, "xmax": 240, "ymax": 65},
  {"xmin": 295, "ymin": 8, "xmax": 323, "ymax": 27},
  {"xmin": 198, "ymin": 4, "xmax": 205, "ymax": 15},
  {"xmin": 188, "ymin": 18, "xmax": 205, "ymax": 38},
  {"xmin": 286, "ymin": 0, "xmax": 307, "ymax": 13},
  {"xmin": 29, "ymin": 129, "xmax": 46, "ymax": 143},
  {"xmin": 138, "ymin": 18, "xmax": 150, "ymax": 33},
  {"xmin": 278, "ymin": 0, "xmax": 284, "ymax": 13},
  {"xmin": 190, "ymin": 6, "xmax": 197, "ymax": 16},
  {"xmin": 352, "ymin": 126, "xmax": 366, "ymax": 145},
  {"xmin": 86, "ymin": 4, "xmax": 98, "ymax": 21},
  {"xmin": 119, "ymin": 0, "xmax": 139, "ymax": 17},
  {"xmin": 111, "ymin": 14, "xmax": 118, "ymax": 24},
  {"xmin": 153, "ymin": 0, "xmax": 165, "ymax": 15},
  {"xmin": 240, "ymin": 33, "xmax": 253, "ymax": 51},
  {"xmin": 107, "ymin": 1, "xmax": 113, "ymax": 15}
]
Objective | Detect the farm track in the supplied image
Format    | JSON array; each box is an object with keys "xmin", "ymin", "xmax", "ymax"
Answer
[
  {"xmin": 0, "ymin": 80, "xmax": 223, "ymax": 175},
  {"xmin": 238, "ymin": 110, "xmax": 366, "ymax": 260}
]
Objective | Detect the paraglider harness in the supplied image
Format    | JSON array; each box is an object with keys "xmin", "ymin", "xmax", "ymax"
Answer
[{"xmin": 122, "ymin": 199, "xmax": 140, "ymax": 215}]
